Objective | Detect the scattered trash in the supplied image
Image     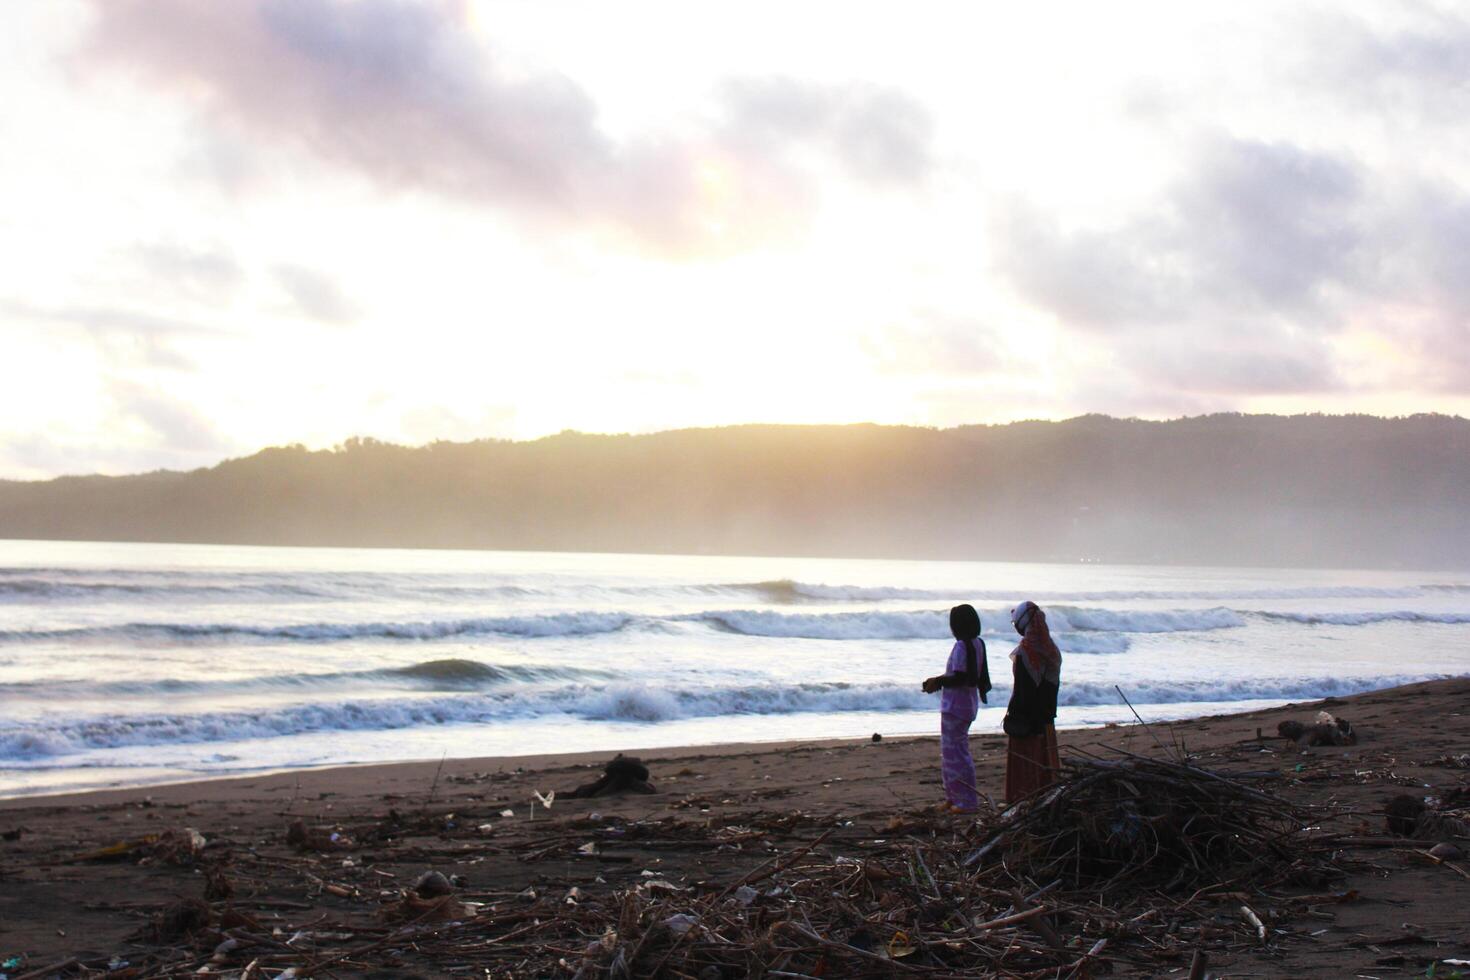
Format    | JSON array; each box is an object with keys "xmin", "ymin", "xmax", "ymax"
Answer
[
  {"xmin": 1277, "ymin": 712, "xmax": 1357, "ymax": 747},
  {"xmin": 286, "ymin": 818, "xmax": 354, "ymax": 851},
  {"xmin": 662, "ymin": 913, "xmax": 700, "ymax": 936},
  {"xmin": 1385, "ymin": 793, "xmax": 1470, "ymax": 839}
]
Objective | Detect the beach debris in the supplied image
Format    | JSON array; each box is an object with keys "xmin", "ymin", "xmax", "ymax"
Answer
[
  {"xmin": 1, "ymin": 828, "xmax": 21, "ymax": 842},
  {"xmin": 134, "ymin": 898, "xmax": 211, "ymax": 942},
  {"xmin": 203, "ymin": 866, "xmax": 235, "ymax": 901},
  {"xmin": 383, "ymin": 890, "xmax": 465, "ymax": 924},
  {"xmin": 871, "ymin": 732, "xmax": 882, "ymax": 742},
  {"xmin": 967, "ymin": 754, "xmax": 1329, "ymax": 893},
  {"xmin": 29, "ymin": 749, "xmax": 1367, "ymax": 978},
  {"xmin": 144, "ymin": 827, "xmax": 206, "ymax": 866},
  {"xmin": 413, "ymin": 870, "xmax": 454, "ymax": 898},
  {"xmin": 66, "ymin": 826, "xmax": 205, "ymax": 866},
  {"xmin": 1384, "ymin": 793, "xmax": 1470, "ymax": 840},
  {"xmin": 661, "ymin": 913, "xmax": 700, "ymax": 936},
  {"xmin": 285, "ymin": 818, "xmax": 353, "ymax": 851},
  {"xmin": 1277, "ymin": 711, "xmax": 1358, "ymax": 747},
  {"xmin": 564, "ymin": 754, "xmax": 657, "ymax": 798}
]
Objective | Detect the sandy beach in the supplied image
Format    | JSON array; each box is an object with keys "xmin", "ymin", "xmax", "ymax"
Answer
[{"xmin": 2, "ymin": 677, "xmax": 1468, "ymax": 977}]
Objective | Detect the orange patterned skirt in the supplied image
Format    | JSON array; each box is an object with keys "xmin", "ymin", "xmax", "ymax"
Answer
[{"xmin": 1004, "ymin": 724, "xmax": 1059, "ymax": 804}]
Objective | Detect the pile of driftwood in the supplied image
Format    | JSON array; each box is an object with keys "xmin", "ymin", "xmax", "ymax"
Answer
[
  {"xmin": 968, "ymin": 752, "xmax": 1328, "ymax": 895},
  {"xmin": 29, "ymin": 753, "xmax": 1360, "ymax": 979}
]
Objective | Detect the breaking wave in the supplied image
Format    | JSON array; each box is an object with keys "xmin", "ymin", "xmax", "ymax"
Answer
[
  {"xmin": 0, "ymin": 612, "xmax": 636, "ymax": 645},
  {"xmin": 2, "ymin": 673, "xmax": 1444, "ymax": 761},
  {"xmin": 713, "ymin": 580, "xmax": 1454, "ymax": 603},
  {"xmin": 692, "ymin": 606, "xmax": 1242, "ymax": 641},
  {"xmin": 1255, "ymin": 610, "xmax": 1470, "ymax": 626},
  {"xmin": 1048, "ymin": 606, "xmax": 1246, "ymax": 633},
  {"xmin": 0, "ymin": 659, "xmax": 614, "ymax": 697}
]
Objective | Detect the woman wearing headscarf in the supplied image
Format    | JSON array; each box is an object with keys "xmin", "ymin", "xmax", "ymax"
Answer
[{"xmin": 1003, "ymin": 600, "xmax": 1061, "ymax": 804}]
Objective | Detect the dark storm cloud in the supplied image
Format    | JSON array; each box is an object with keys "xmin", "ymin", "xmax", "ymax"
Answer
[
  {"xmin": 82, "ymin": 0, "xmax": 934, "ymax": 253},
  {"xmin": 274, "ymin": 264, "xmax": 359, "ymax": 324}
]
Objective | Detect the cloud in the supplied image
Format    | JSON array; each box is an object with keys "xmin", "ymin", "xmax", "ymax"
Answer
[
  {"xmin": 131, "ymin": 242, "xmax": 243, "ymax": 300},
  {"xmin": 991, "ymin": 125, "xmax": 1470, "ymax": 396},
  {"xmin": 274, "ymin": 264, "xmax": 359, "ymax": 324},
  {"xmin": 1304, "ymin": 8, "xmax": 1470, "ymax": 122},
  {"xmin": 716, "ymin": 77, "xmax": 934, "ymax": 186},
  {"xmin": 81, "ymin": 0, "xmax": 934, "ymax": 255},
  {"xmin": 2, "ymin": 299, "xmax": 213, "ymax": 371},
  {"xmin": 995, "ymin": 135, "xmax": 1366, "ymax": 333},
  {"xmin": 108, "ymin": 380, "xmax": 227, "ymax": 454}
]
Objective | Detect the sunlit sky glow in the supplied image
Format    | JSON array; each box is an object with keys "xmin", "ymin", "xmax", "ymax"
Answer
[{"xmin": 3, "ymin": 0, "xmax": 1469, "ymax": 478}]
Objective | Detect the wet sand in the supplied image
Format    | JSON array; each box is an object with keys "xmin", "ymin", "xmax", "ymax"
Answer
[{"xmin": 2, "ymin": 678, "xmax": 1468, "ymax": 977}]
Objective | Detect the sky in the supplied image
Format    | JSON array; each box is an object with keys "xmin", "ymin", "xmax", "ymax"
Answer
[{"xmin": 3, "ymin": 0, "xmax": 1469, "ymax": 479}]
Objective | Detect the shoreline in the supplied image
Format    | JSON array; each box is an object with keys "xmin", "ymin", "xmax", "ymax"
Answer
[
  {"xmin": 2, "ymin": 676, "xmax": 1467, "ymax": 976},
  {"xmin": 0, "ymin": 693, "xmax": 1359, "ymax": 806}
]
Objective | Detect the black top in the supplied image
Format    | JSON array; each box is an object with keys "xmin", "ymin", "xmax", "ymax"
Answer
[
  {"xmin": 936, "ymin": 638, "xmax": 991, "ymax": 703},
  {"xmin": 1007, "ymin": 656, "xmax": 1058, "ymax": 729}
]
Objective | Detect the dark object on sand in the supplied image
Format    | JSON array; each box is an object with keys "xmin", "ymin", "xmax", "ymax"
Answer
[
  {"xmin": 136, "ymin": 898, "xmax": 211, "ymax": 941},
  {"xmin": 1277, "ymin": 711, "xmax": 1357, "ymax": 748},
  {"xmin": 414, "ymin": 870, "xmax": 454, "ymax": 898},
  {"xmin": 1385, "ymin": 794, "xmax": 1426, "ymax": 836},
  {"xmin": 565, "ymin": 754, "xmax": 657, "ymax": 798},
  {"xmin": 1384, "ymin": 793, "xmax": 1470, "ymax": 839},
  {"xmin": 871, "ymin": 732, "xmax": 882, "ymax": 743}
]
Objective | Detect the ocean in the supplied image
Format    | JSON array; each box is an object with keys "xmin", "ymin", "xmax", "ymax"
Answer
[{"xmin": 2, "ymin": 539, "xmax": 1466, "ymax": 798}]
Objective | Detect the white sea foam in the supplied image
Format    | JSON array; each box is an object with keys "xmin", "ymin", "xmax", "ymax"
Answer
[
  {"xmin": 1256, "ymin": 610, "xmax": 1470, "ymax": 626},
  {"xmin": 0, "ymin": 612, "xmax": 635, "ymax": 644},
  {"xmin": 695, "ymin": 606, "xmax": 1237, "ymax": 641},
  {"xmin": 2, "ymin": 673, "xmax": 1443, "ymax": 761},
  {"xmin": 1048, "ymin": 606, "xmax": 1246, "ymax": 633},
  {"xmin": 724, "ymin": 580, "xmax": 1445, "ymax": 603}
]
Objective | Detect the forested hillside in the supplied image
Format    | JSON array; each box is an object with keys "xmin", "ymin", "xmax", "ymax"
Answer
[{"xmin": 2, "ymin": 414, "xmax": 1467, "ymax": 568}]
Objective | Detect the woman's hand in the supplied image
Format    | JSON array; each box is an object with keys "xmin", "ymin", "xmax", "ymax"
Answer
[{"xmin": 922, "ymin": 676, "xmax": 942, "ymax": 694}]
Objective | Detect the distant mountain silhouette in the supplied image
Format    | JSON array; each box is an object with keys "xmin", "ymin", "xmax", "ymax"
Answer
[{"xmin": 2, "ymin": 414, "xmax": 1467, "ymax": 568}]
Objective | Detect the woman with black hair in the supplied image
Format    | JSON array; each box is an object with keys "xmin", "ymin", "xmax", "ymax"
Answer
[{"xmin": 921, "ymin": 604, "xmax": 992, "ymax": 812}]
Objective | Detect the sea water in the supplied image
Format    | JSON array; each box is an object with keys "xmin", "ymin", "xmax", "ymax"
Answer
[{"xmin": 2, "ymin": 539, "xmax": 1467, "ymax": 797}]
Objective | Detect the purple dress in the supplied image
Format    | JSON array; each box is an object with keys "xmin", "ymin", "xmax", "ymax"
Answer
[{"xmin": 939, "ymin": 640, "xmax": 980, "ymax": 810}]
